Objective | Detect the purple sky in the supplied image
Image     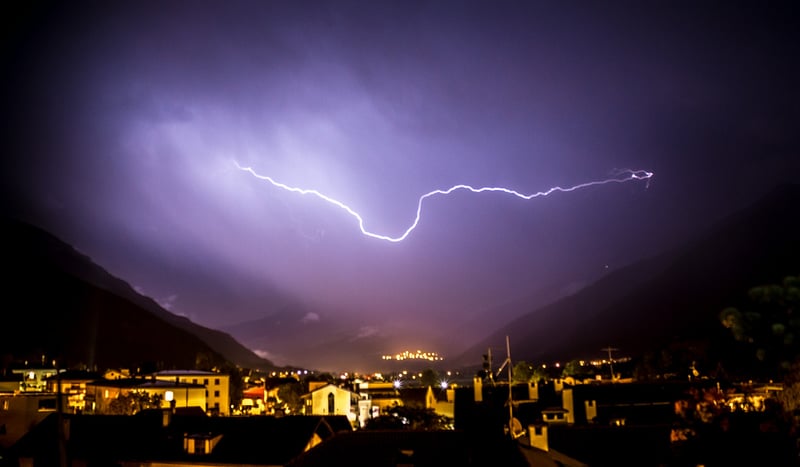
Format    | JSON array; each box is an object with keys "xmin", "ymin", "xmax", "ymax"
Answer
[{"xmin": 3, "ymin": 1, "xmax": 799, "ymax": 370}]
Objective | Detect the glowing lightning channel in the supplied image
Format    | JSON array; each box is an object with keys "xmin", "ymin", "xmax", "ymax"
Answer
[{"xmin": 234, "ymin": 160, "xmax": 653, "ymax": 243}]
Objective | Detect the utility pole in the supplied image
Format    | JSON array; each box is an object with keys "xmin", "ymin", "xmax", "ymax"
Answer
[
  {"xmin": 56, "ymin": 360, "xmax": 67, "ymax": 467},
  {"xmin": 506, "ymin": 336, "xmax": 513, "ymax": 438},
  {"xmin": 602, "ymin": 346, "xmax": 619, "ymax": 381}
]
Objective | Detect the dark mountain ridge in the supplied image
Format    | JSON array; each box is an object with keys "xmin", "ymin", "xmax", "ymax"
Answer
[
  {"xmin": 457, "ymin": 183, "xmax": 800, "ymax": 369},
  {"xmin": 1, "ymin": 218, "xmax": 275, "ymax": 371}
]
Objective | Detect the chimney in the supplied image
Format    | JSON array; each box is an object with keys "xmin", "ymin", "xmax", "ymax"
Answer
[{"xmin": 528, "ymin": 423, "xmax": 549, "ymax": 452}]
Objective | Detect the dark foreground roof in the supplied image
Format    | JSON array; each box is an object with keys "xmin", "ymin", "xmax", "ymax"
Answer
[
  {"xmin": 10, "ymin": 413, "xmax": 352, "ymax": 466},
  {"xmin": 288, "ymin": 429, "xmax": 530, "ymax": 467}
]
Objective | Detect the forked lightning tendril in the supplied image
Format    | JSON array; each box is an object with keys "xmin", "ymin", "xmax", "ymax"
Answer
[{"xmin": 234, "ymin": 161, "xmax": 653, "ymax": 243}]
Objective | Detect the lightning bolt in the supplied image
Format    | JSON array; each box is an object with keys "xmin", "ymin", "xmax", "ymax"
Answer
[{"xmin": 234, "ymin": 160, "xmax": 653, "ymax": 243}]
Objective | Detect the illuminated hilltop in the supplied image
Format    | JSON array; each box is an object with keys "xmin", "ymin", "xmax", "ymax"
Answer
[{"xmin": 381, "ymin": 350, "xmax": 443, "ymax": 362}]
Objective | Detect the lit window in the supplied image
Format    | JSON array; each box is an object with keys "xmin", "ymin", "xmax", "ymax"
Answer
[{"xmin": 165, "ymin": 391, "xmax": 174, "ymax": 402}]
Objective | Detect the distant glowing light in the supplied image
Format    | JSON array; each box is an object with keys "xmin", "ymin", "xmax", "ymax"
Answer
[
  {"xmin": 381, "ymin": 350, "xmax": 444, "ymax": 361},
  {"xmin": 235, "ymin": 161, "xmax": 653, "ymax": 242}
]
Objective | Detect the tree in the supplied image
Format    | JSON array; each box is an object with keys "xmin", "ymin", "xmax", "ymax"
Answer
[
  {"xmin": 531, "ymin": 366, "xmax": 548, "ymax": 382},
  {"xmin": 277, "ymin": 382, "xmax": 304, "ymax": 415},
  {"xmin": 777, "ymin": 364, "xmax": 800, "ymax": 418},
  {"xmin": 224, "ymin": 365, "xmax": 244, "ymax": 409},
  {"xmin": 195, "ymin": 351, "xmax": 213, "ymax": 370},
  {"xmin": 420, "ymin": 369, "xmax": 439, "ymax": 388},
  {"xmin": 304, "ymin": 372, "xmax": 334, "ymax": 386},
  {"xmin": 107, "ymin": 390, "xmax": 163, "ymax": 415},
  {"xmin": 719, "ymin": 275, "xmax": 800, "ymax": 379},
  {"xmin": 562, "ymin": 359, "xmax": 583, "ymax": 378},
  {"xmin": 365, "ymin": 405, "xmax": 453, "ymax": 431},
  {"xmin": 512, "ymin": 361, "xmax": 533, "ymax": 383}
]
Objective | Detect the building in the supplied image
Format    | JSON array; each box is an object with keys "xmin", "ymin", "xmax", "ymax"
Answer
[
  {"xmin": 240, "ymin": 386, "xmax": 266, "ymax": 414},
  {"xmin": 0, "ymin": 392, "xmax": 67, "ymax": 448},
  {"xmin": 356, "ymin": 382, "xmax": 401, "ymax": 417},
  {"xmin": 11, "ymin": 368, "xmax": 63, "ymax": 392},
  {"xmin": 303, "ymin": 383, "xmax": 359, "ymax": 418},
  {"xmin": 45, "ymin": 370, "xmax": 104, "ymax": 413},
  {"xmin": 561, "ymin": 382, "xmax": 684, "ymax": 426},
  {"xmin": 0, "ymin": 373, "xmax": 23, "ymax": 394},
  {"xmin": 104, "ymin": 369, "xmax": 131, "ymax": 380},
  {"xmin": 398, "ymin": 386, "xmax": 437, "ymax": 410},
  {"xmin": 153, "ymin": 370, "xmax": 231, "ymax": 415},
  {"xmin": 355, "ymin": 383, "xmax": 438, "ymax": 411},
  {"xmin": 85, "ymin": 378, "xmax": 206, "ymax": 414}
]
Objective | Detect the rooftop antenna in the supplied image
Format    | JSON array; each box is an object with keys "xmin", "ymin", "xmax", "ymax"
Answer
[
  {"xmin": 601, "ymin": 346, "xmax": 619, "ymax": 381},
  {"xmin": 493, "ymin": 336, "xmax": 515, "ymax": 438},
  {"xmin": 482, "ymin": 348, "xmax": 494, "ymax": 385}
]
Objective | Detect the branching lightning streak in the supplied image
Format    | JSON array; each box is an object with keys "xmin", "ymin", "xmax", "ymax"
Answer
[{"xmin": 234, "ymin": 160, "xmax": 653, "ymax": 243}]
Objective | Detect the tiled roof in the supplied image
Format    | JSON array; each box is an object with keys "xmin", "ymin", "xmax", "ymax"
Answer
[
  {"xmin": 44, "ymin": 370, "xmax": 104, "ymax": 381},
  {"xmin": 308, "ymin": 383, "xmax": 357, "ymax": 395},
  {"xmin": 87, "ymin": 378, "xmax": 205, "ymax": 389},
  {"xmin": 153, "ymin": 370, "xmax": 218, "ymax": 376}
]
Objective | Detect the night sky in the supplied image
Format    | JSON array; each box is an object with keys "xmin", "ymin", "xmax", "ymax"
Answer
[{"xmin": 3, "ymin": 1, "xmax": 799, "ymax": 369}]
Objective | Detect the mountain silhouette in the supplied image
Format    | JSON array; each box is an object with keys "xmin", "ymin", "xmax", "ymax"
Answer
[
  {"xmin": 457, "ymin": 184, "xmax": 800, "ymax": 369},
  {"xmin": 1, "ymin": 218, "xmax": 275, "ymax": 371}
]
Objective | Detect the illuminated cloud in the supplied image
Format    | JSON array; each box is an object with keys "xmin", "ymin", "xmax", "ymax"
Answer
[
  {"xmin": 301, "ymin": 312, "xmax": 320, "ymax": 324},
  {"xmin": 157, "ymin": 294, "xmax": 179, "ymax": 311},
  {"xmin": 351, "ymin": 326, "xmax": 380, "ymax": 341}
]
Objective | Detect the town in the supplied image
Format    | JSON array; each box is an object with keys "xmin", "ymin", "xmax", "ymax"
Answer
[{"xmin": 1, "ymin": 340, "xmax": 797, "ymax": 466}]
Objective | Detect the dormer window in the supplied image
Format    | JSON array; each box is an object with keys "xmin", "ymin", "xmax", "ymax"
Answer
[{"xmin": 183, "ymin": 433, "xmax": 223, "ymax": 455}]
